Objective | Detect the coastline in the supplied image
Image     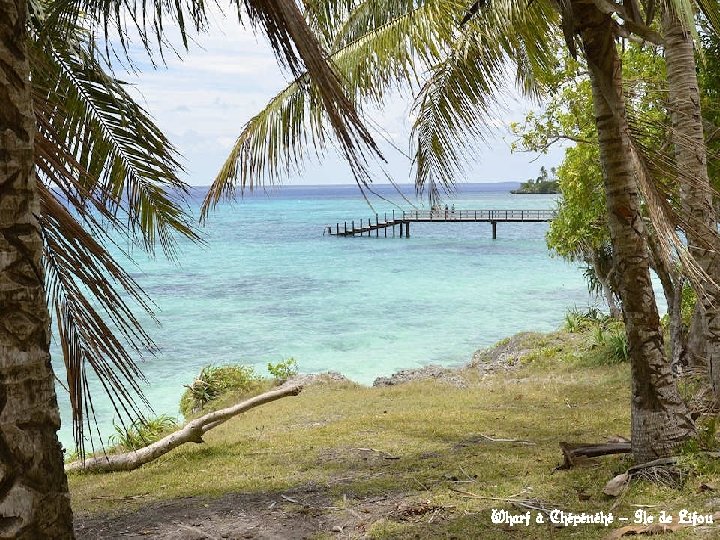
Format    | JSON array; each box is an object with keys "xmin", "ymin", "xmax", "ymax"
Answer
[{"xmin": 295, "ymin": 331, "xmax": 549, "ymax": 390}]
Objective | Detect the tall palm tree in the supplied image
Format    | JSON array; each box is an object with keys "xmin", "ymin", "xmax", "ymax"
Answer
[
  {"xmin": 571, "ymin": 0, "xmax": 695, "ymax": 461},
  {"xmin": 661, "ymin": 3, "xmax": 720, "ymax": 395},
  {"xmin": 206, "ymin": 0, "xmax": 720, "ymax": 461},
  {"xmin": 1, "ymin": 0, "xmax": 377, "ymax": 536}
]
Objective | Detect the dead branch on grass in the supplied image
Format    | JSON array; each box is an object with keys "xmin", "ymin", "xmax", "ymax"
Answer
[
  {"xmin": 66, "ymin": 384, "xmax": 302, "ymax": 473},
  {"xmin": 558, "ymin": 441, "xmax": 632, "ymax": 470}
]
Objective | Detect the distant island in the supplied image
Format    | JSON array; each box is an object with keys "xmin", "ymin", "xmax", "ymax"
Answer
[{"xmin": 511, "ymin": 166, "xmax": 560, "ymax": 194}]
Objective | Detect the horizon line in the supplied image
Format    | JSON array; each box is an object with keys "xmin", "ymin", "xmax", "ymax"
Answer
[{"xmin": 186, "ymin": 180, "xmax": 523, "ymax": 189}]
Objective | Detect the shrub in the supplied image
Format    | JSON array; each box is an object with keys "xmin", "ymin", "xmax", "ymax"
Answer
[
  {"xmin": 698, "ymin": 416, "xmax": 720, "ymax": 451},
  {"xmin": 180, "ymin": 364, "xmax": 260, "ymax": 417},
  {"xmin": 564, "ymin": 306, "xmax": 612, "ymax": 333},
  {"xmin": 606, "ymin": 329, "xmax": 629, "ymax": 363},
  {"xmin": 108, "ymin": 414, "xmax": 178, "ymax": 451},
  {"xmin": 564, "ymin": 310, "xmax": 584, "ymax": 333},
  {"xmin": 589, "ymin": 321, "xmax": 628, "ymax": 365},
  {"xmin": 267, "ymin": 357, "xmax": 299, "ymax": 382}
]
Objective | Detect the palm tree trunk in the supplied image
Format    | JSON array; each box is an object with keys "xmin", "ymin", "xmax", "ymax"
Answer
[
  {"xmin": 575, "ymin": 3, "xmax": 694, "ymax": 462},
  {"xmin": 647, "ymin": 232, "xmax": 686, "ymax": 374},
  {"xmin": 589, "ymin": 248, "xmax": 621, "ymax": 319},
  {"xmin": 687, "ymin": 303, "xmax": 708, "ymax": 371},
  {"xmin": 0, "ymin": 0, "xmax": 75, "ymax": 537},
  {"xmin": 662, "ymin": 8, "xmax": 720, "ymax": 397}
]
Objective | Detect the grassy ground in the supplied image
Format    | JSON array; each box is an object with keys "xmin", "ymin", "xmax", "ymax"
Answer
[{"xmin": 69, "ymin": 328, "xmax": 720, "ymax": 539}]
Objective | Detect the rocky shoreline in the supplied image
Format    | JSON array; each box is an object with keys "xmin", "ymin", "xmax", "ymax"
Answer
[{"xmin": 288, "ymin": 331, "xmax": 545, "ymax": 390}]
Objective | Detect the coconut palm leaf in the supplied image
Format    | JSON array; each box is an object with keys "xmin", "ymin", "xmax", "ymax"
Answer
[
  {"xmin": 300, "ymin": 0, "xmax": 354, "ymax": 46},
  {"xmin": 30, "ymin": 22, "xmax": 199, "ymax": 258},
  {"xmin": 696, "ymin": 0, "xmax": 720, "ymax": 33},
  {"xmin": 42, "ymin": 0, "xmax": 380, "ymax": 194},
  {"xmin": 411, "ymin": 0, "xmax": 558, "ymax": 204},
  {"xmin": 202, "ymin": 0, "xmax": 465, "ymax": 217},
  {"xmin": 41, "ymin": 186, "xmax": 156, "ymax": 454},
  {"xmin": 28, "ymin": 9, "xmax": 199, "ymax": 454}
]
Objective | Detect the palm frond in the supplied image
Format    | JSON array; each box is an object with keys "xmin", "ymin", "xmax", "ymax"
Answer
[
  {"xmin": 202, "ymin": 0, "xmax": 465, "ymax": 217},
  {"xmin": 30, "ymin": 26, "xmax": 199, "ymax": 259},
  {"xmin": 237, "ymin": 0, "xmax": 383, "ymax": 185},
  {"xmin": 664, "ymin": 0, "xmax": 701, "ymax": 33},
  {"xmin": 411, "ymin": 0, "xmax": 558, "ymax": 204},
  {"xmin": 330, "ymin": 0, "xmax": 416, "ymax": 50},
  {"xmin": 695, "ymin": 0, "xmax": 720, "ymax": 34},
  {"xmin": 40, "ymin": 0, "xmax": 381, "ymax": 208},
  {"xmin": 300, "ymin": 0, "xmax": 355, "ymax": 46},
  {"xmin": 40, "ymin": 185, "xmax": 156, "ymax": 456},
  {"xmin": 29, "ymin": 9, "xmax": 200, "ymax": 454}
]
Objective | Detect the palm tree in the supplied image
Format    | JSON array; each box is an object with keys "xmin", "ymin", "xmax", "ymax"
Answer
[
  {"xmin": 662, "ymin": 4, "xmax": 720, "ymax": 395},
  {"xmin": 1, "ymin": 0, "xmax": 377, "ymax": 536},
  {"xmin": 572, "ymin": 1, "xmax": 696, "ymax": 461},
  {"xmin": 206, "ymin": 0, "xmax": 720, "ymax": 461},
  {"xmin": 418, "ymin": 0, "xmax": 698, "ymax": 462},
  {"xmin": 1, "ymin": 0, "xmax": 76, "ymax": 534}
]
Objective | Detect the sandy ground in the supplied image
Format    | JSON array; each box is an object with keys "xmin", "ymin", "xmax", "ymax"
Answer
[{"xmin": 74, "ymin": 485, "xmax": 443, "ymax": 539}]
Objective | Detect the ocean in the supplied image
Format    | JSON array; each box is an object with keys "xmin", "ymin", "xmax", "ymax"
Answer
[{"xmin": 53, "ymin": 183, "xmax": 594, "ymax": 449}]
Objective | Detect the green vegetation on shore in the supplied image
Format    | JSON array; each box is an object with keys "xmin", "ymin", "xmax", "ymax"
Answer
[
  {"xmin": 70, "ymin": 322, "xmax": 720, "ymax": 539},
  {"xmin": 510, "ymin": 166, "xmax": 560, "ymax": 194}
]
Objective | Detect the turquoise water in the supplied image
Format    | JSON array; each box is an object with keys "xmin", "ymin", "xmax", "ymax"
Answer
[{"xmin": 53, "ymin": 184, "xmax": 593, "ymax": 448}]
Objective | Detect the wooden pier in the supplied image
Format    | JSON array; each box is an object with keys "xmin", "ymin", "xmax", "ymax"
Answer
[{"xmin": 324, "ymin": 209, "xmax": 555, "ymax": 239}]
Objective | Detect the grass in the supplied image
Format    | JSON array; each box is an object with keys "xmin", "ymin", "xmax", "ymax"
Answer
[{"xmin": 69, "ymin": 327, "xmax": 720, "ymax": 539}]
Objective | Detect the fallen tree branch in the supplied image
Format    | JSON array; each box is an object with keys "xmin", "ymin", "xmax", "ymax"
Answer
[
  {"xmin": 558, "ymin": 441, "xmax": 632, "ymax": 469},
  {"xmin": 66, "ymin": 383, "xmax": 303, "ymax": 473}
]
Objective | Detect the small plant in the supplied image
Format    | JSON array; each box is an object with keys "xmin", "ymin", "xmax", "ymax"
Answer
[
  {"xmin": 606, "ymin": 329, "xmax": 629, "ymax": 363},
  {"xmin": 564, "ymin": 310, "xmax": 583, "ymax": 333},
  {"xmin": 680, "ymin": 416, "xmax": 720, "ymax": 475},
  {"xmin": 267, "ymin": 357, "xmax": 299, "ymax": 382},
  {"xmin": 592, "ymin": 325, "xmax": 606, "ymax": 347},
  {"xmin": 587, "ymin": 321, "xmax": 628, "ymax": 365},
  {"xmin": 180, "ymin": 364, "xmax": 260, "ymax": 417},
  {"xmin": 108, "ymin": 414, "xmax": 178, "ymax": 451},
  {"xmin": 681, "ymin": 284, "xmax": 697, "ymax": 326},
  {"xmin": 564, "ymin": 306, "xmax": 612, "ymax": 333},
  {"xmin": 677, "ymin": 375, "xmax": 705, "ymax": 404}
]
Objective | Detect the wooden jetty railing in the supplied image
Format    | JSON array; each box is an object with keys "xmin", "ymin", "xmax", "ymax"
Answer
[{"xmin": 324, "ymin": 209, "xmax": 555, "ymax": 239}]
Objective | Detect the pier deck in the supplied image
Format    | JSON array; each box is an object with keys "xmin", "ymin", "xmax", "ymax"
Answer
[{"xmin": 324, "ymin": 209, "xmax": 555, "ymax": 239}]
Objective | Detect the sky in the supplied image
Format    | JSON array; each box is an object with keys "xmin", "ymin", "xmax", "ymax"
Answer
[{"xmin": 119, "ymin": 9, "xmax": 565, "ymax": 188}]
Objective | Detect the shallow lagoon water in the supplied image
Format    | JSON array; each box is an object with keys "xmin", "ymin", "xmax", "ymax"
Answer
[{"xmin": 53, "ymin": 184, "xmax": 593, "ymax": 448}]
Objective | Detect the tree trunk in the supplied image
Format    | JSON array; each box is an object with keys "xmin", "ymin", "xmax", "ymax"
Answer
[
  {"xmin": 667, "ymin": 279, "xmax": 687, "ymax": 375},
  {"xmin": 0, "ymin": 0, "xmax": 75, "ymax": 537},
  {"xmin": 687, "ymin": 302, "xmax": 708, "ymax": 372},
  {"xmin": 589, "ymin": 247, "xmax": 621, "ymax": 319},
  {"xmin": 647, "ymin": 231, "xmax": 686, "ymax": 374},
  {"xmin": 575, "ymin": 3, "xmax": 694, "ymax": 463},
  {"xmin": 662, "ymin": 9, "xmax": 720, "ymax": 397}
]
